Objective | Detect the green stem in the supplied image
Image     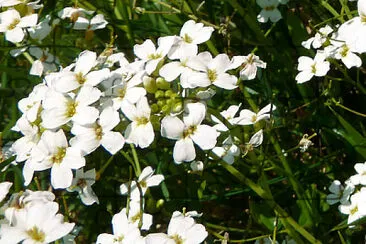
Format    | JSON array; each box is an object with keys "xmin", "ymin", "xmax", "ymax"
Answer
[
  {"xmin": 331, "ymin": 98, "xmax": 366, "ymax": 117},
  {"xmin": 130, "ymin": 144, "xmax": 141, "ymax": 176},
  {"xmin": 221, "ymin": 163, "xmax": 320, "ymax": 243}
]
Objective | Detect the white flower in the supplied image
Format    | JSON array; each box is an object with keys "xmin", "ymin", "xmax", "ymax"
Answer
[
  {"xmin": 212, "ymin": 136, "xmax": 240, "ymax": 164},
  {"xmin": 70, "ymin": 106, "xmax": 125, "ymax": 155},
  {"xmin": 29, "ymin": 47, "xmax": 59, "ymax": 76},
  {"xmin": 96, "ymin": 208, "xmax": 144, "ymax": 244},
  {"xmin": 73, "ymin": 14, "xmax": 108, "ymax": 31},
  {"xmin": 134, "ymin": 36, "xmax": 175, "ymax": 74},
  {"xmin": 295, "ymin": 51, "xmax": 330, "ymax": 83},
  {"xmin": 161, "ymin": 102, "xmax": 217, "ymax": 163},
  {"xmin": 11, "ymin": 116, "xmax": 40, "ymax": 163},
  {"xmin": 185, "ymin": 52, "xmax": 239, "ymax": 89},
  {"xmin": 120, "ymin": 166, "xmax": 164, "ymax": 200},
  {"xmin": 58, "ymin": 7, "xmax": 94, "ymax": 20},
  {"xmin": 232, "ymin": 54, "xmax": 267, "ymax": 80},
  {"xmin": 349, "ymin": 161, "xmax": 366, "ymax": 185},
  {"xmin": 256, "ymin": 0, "xmax": 282, "ymax": 23},
  {"xmin": 0, "ymin": 202, "xmax": 75, "ymax": 244},
  {"xmin": 0, "ymin": 9, "xmax": 38, "ymax": 43},
  {"xmin": 168, "ymin": 20, "xmax": 214, "ymax": 60},
  {"xmin": 232, "ymin": 104, "xmax": 276, "ymax": 125},
  {"xmin": 339, "ymin": 188, "xmax": 366, "ymax": 224},
  {"xmin": 242, "ymin": 129, "xmax": 264, "ymax": 156},
  {"xmin": 326, "ymin": 180, "xmax": 354, "ymax": 205},
  {"xmin": 28, "ymin": 15, "xmax": 52, "ymax": 41},
  {"xmin": 103, "ymin": 70, "xmax": 146, "ymax": 110},
  {"xmin": 52, "ymin": 50, "xmax": 110, "ymax": 93},
  {"xmin": 301, "ymin": 25, "xmax": 333, "ymax": 49},
  {"xmin": 25, "ymin": 130, "xmax": 85, "ymax": 188},
  {"xmin": 325, "ymin": 41, "xmax": 362, "ymax": 69},
  {"xmin": 41, "ymin": 86, "xmax": 101, "ymax": 129},
  {"xmin": 67, "ymin": 168, "xmax": 99, "ymax": 205},
  {"xmin": 211, "ymin": 104, "xmax": 241, "ymax": 133},
  {"xmin": 126, "ymin": 200, "xmax": 153, "ymax": 230},
  {"xmin": 145, "ymin": 210, "xmax": 208, "ymax": 244},
  {"xmin": 121, "ymin": 96, "xmax": 155, "ymax": 148}
]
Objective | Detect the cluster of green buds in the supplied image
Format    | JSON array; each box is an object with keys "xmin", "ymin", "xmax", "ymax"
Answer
[{"xmin": 144, "ymin": 77, "xmax": 182, "ymax": 115}]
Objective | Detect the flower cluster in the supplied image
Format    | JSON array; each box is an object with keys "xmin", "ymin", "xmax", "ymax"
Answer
[
  {"xmin": 296, "ymin": 0, "xmax": 366, "ymax": 83},
  {"xmin": 0, "ymin": 183, "xmax": 75, "ymax": 243},
  {"xmin": 327, "ymin": 161, "xmax": 366, "ymax": 225}
]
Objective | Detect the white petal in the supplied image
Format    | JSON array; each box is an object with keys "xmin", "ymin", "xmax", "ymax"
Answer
[
  {"xmin": 101, "ymin": 131, "xmax": 125, "ymax": 154},
  {"xmin": 75, "ymin": 50, "xmax": 97, "ymax": 75},
  {"xmin": 51, "ymin": 164, "xmax": 73, "ymax": 189},
  {"xmin": 173, "ymin": 138, "xmax": 196, "ymax": 163},
  {"xmin": 191, "ymin": 125, "xmax": 217, "ymax": 150},
  {"xmin": 6, "ymin": 27, "xmax": 24, "ymax": 43},
  {"xmin": 161, "ymin": 116, "xmax": 184, "ymax": 140}
]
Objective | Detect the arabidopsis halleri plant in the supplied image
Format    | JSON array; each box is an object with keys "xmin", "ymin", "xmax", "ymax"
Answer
[
  {"xmin": 302, "ymin": 25, "xmax": 333, "ymax": 49},
  {"xmin": 232, "ymin": 104, "xmax": 276, "ymax": 125}
]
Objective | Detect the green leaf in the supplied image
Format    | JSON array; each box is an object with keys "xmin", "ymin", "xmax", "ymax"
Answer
[{"xmin": 329, "ymin": 107, "xmax": 366, "ymax": 158}]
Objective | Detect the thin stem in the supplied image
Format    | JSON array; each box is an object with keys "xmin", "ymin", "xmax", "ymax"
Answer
[
  {"xmin": 130, "ymin": 144, "xmax": 141, "ymax": 176},
  {"xmin": 332, "ymin": 98, "xmax": 366, "ymax": 117}
]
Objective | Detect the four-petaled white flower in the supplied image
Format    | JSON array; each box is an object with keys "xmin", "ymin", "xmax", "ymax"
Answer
[
  {"xmin": 67, "ymin": 168, "xmax": 99, "ymax": 206},
  {"xmin": 212, "ymin": 136, "xmax": 240, "ymax": 164},
  {"xmin": 186, "ymin": 52, "xmax": 239, "ymax": 89},
  {"xmin": 0, "ymin": 9, "xmax": 38, "ymax": 43},
  {"xmin": 121, "ymin": 96, "xmax": 155, "ymax": 148},
  {"xmin": 161, "ymin": 102, "xmax": 217, "ymax": 163},
  {"xmin": 168, "ymin": 20, "xmax": 214, "ymax": 60},
  {"xmin": 256, "ymin": 0, "xmax": 284, "ymax": 23},
  {"xmin": 349, "ymin": 161, "xmax": 366, "ymax": 185},
  {"xmin": 326, "ymin": 180, "xmax": 354, "ymax": 205},
  {"xmin": 233, "ymin": 104, "xmax": 276, "ymax": 125},
  {"xmin": 120, "ymin": 166, "xmax": 164, "ymax": 200},
  {"xmin": 70, "ymin": 106, "xmax": 125, "ymax": 155},
  {"xmin": 339, "ymin": 188, "xmax": 366, "ymax": 225},
  {"xmin": 231, "ymin": 54, "xmax": 267, "ymax": 80},
  {"xmin": 25, "ymin": 129, "xmax": 85, "ymax": 189},
  {"xmin": 295, "ymin": 51, "xmax": 330, "ymax": 84},
  {"xmin": 134, "ymin": 36, "xmax": 175, "ymax": 74}
]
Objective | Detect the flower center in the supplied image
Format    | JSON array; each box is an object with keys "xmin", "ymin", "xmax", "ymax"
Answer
[
  {"xmin": 183, "ymin": 33, "xmax": 193, "ymax": 43},
  {"xmin": 117, "ymin": 87, "xmax": 126, "ymax": 99},
  {"xmin": 183, "ymin": 125, "xmax": 197, "ymax": 138},
  {"xmin": 171, "ymin": 234, "xmax": 184, "ymax": 244},
  {"xmin": 339, "ymin": 44, "xmax": 349, "ymax": 57},
  {"xmin": 136, "ymin": 117, "xmax": 149, "ymax": 126},
  {"xmin": 77, "ymin": 178, "xmax": 87, "ymax": 188},
  {"xmin": 51, "ymin": 147, "xmax": 67, "ymax": 164},
  {"xmin": 207, "ymin": 69, "xmax": 217, "ymax": 82},
  {"xmin": 350, "ymin": 206, "xmax": 358, "ymax": 215},
  {"xmin": 130, "ymin": 212, "xmax": 142, "ymax": 223},
  {"xmin": 75, "ymin": 72, "xmax": 86, "ymax": 84},
  {"xmin": 114, "ymin": 235, "xmax": 124, "ymax": 242},
  {"xmin": 251, "ymin": 115, "xmax": 257, "ymax": 123},
  {"xmin": 65, "ymin": 101, "xmax": 78, "ymax": 118},
  {"xmin": 311, "ymin": 64, "xmax": 316, "ymax": 74},
  {"xmin": 94, "ymin": 124, "xmax": 103, "ymax": 140},
  {"xmin": 264, "ymin": 5, "xmax": 275, "ymax": 11},
  {"xmin": 27, "ymin": 226, "xmax": 45, "ymax": 242},
  {"xmin": 8, "ymin": 18, "xmax": 20, "ymax": 30},
  {"xmin": 147, "ymin": 53, "xmax": 162, "ymax": 60}
]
